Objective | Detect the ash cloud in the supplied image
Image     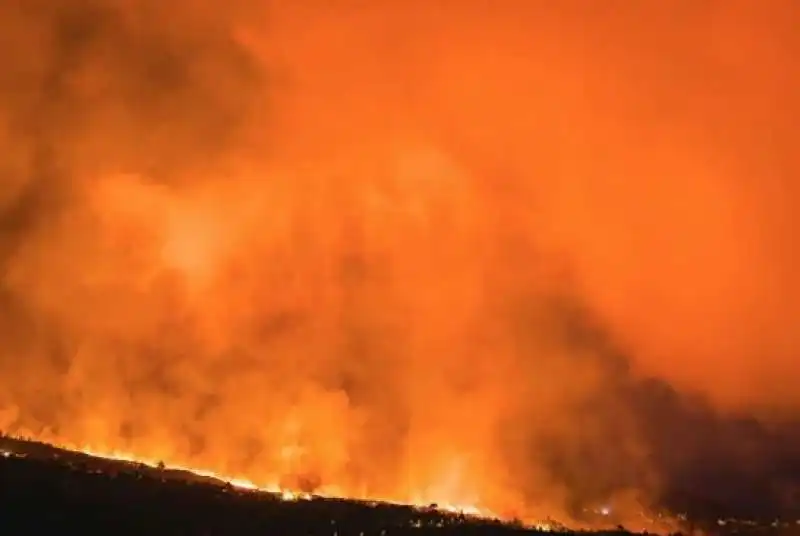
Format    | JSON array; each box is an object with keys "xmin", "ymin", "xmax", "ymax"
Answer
[{"xmin": 0, "ymin": 0, "xmax": 799, "ymax": 526}]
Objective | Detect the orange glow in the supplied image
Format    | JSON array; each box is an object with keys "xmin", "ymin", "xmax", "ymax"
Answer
[
  {"xmin": 0, "ymin": 0, "xmax": 796, "ymax": 532},
  {"xmin": 40, "ymin": 437, "xmax": 496, "ymax": 522}
]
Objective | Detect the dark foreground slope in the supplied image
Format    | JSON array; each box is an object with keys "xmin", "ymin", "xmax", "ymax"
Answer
[
  {"xmin": 0, "ymin": 436, "xmax": 565, "ymax": 536},
  {"xmin": 0, "ymin": 436, "xmax": 791, "ymax": 536}
]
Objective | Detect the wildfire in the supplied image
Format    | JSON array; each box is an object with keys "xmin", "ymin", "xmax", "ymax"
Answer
[{"xmin": 33, "ymin": 437, "xmax": 502, "ymax": 521}]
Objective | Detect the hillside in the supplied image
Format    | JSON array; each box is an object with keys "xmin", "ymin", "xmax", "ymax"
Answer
[{"xmin": 0, "ymin": 435, "xmax": 558, "ymax": 535}]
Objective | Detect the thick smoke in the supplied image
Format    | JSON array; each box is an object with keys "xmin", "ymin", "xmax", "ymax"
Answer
[{"xmin": 0, "ymin": 0, "xmax": 799, "ymax": 526}]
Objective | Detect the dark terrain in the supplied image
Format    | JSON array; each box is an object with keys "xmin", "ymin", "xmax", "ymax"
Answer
[{"xmin": 0, "ymin": 435, "xmax": 792, "ymax": 536}]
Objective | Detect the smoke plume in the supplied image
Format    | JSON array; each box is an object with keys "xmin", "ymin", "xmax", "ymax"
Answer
[{"xmin": 0, "ymin": 0, "xmax": 798, "ymax": 525}]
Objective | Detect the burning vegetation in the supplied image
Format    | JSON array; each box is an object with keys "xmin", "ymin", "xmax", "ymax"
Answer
[{"xmin": 0, "ymin": 0, "xmax": 798, "ymax": 530}]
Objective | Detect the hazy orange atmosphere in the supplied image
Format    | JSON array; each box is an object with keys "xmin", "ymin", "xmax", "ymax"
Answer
[{"xmin": 0, "ymin": 0, "xmax": 799, "ymax": 527}]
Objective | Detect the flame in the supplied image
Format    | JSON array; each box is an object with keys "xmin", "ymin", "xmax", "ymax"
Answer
[
  {"xmin": 33, "ymin": 437, "xmax": 510, "ymax": 522},
  {"xmin": 2, "ymin": 4, "xmax": 788, "ymax": 535}
]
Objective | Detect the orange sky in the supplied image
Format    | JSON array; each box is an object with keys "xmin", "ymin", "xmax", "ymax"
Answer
[{"xmin": 0, "ymin": 0, "xmax": 798, "ymax": 524}]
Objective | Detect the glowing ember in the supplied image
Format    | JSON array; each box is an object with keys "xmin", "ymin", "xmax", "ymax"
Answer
[
  {"xmin": 0, "ymin": 4, "xmax": 790, "ymax": 536},
  {"xmin": 44, "ymin": 438, "xmax": 498, "ymax": 521}
]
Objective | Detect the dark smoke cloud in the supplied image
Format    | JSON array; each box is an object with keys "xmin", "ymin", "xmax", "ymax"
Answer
[{"xmin": 0, "ymin": 0, "xmax": 798, "ymax": 527}]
